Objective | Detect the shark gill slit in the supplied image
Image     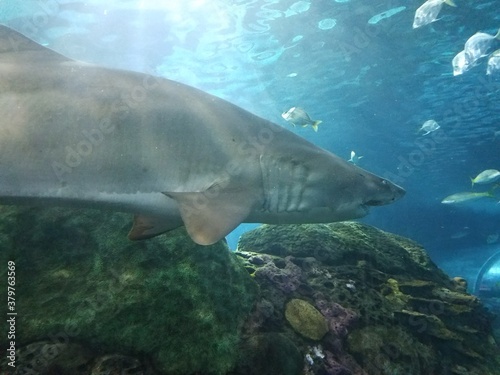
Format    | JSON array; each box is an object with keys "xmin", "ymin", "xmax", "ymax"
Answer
[{"xmin": 260, "ymin": 155, "xmax": 308, "ymax": 213}]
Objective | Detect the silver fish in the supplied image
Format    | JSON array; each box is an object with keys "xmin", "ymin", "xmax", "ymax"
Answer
[
  {"xmin": 413, "ymin": 0, "xmax": 456, "ymax": 29},
  {"xmin": 464, "ymin": 30, "xmax": 500, "ymax": 65},
  {"xmin": 281, "ymin": 107, "xmax": 322, "ymax": 132},
  {"xmin": 452, "ymin": 50, "xmax": 473, "ymax": 76},
  {"xmin": 441, "ymin": 191, "xmax": 495, "ymax": 204},
  {"xmin": 417, "ymin": 120, "xmax": 440, "ymax": 135},
  {"xmin": 471, "ymin": 169, "xmax": 500, "ymax": 187},
  {"xmin": 487, "ymin": 49, "xmax": 500, "ymax": 75}
]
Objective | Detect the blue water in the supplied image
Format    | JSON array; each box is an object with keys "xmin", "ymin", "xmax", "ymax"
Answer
[{"xmin": 2, "ymin": 0, "xmax": 500, "ymax": 283}]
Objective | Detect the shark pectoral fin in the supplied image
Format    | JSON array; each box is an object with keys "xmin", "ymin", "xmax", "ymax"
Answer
[
  {"xmin": 128, "ymin": 214, "xmax": 183, "ymax": 240},
  {"xmin": 164, "ymin": 191, "xmax": 253, "ymax": 246}
]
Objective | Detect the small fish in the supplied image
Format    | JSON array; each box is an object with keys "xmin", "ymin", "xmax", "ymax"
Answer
[
  {"xmin": 450, "ymin": 228, "xmax": 469, "ymax": 239},
  {"xmin": 487, "ymin": 49, "xmax": 500, "ymax": 75},
  {"xmin": 441, "ymin": 191, "xmax": 495, "ymax": 204},
  {"xmin": 471, "ymin": 169, "xmax": 500, "ymax": 187},
  {"xmin": 452, "ymin": 50, "xmax": 474, "ymax": 76},
  {"xmin": 417, "ymin": 119, "xmax": 440, "ymax": 135},
  {"xmin": 348, "ymin": 150, "xmax": 364, "ymax": 164},
  {"xmin": 281, "ymin": 107, "xmax": 322, "ymax": 132},
  {"xmin": 486, "ymin": 233, "xmax": 499, "ymax": 244},
  {"xmin": 412, "ymin": 0, "xmax": 456, "ymax": 29},
  {"xmin": 464, "ymin": 30, "xmax": 500, "ymax": 66}
]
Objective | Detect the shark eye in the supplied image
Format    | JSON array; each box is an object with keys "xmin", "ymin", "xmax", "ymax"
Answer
[{"xmin": 381, "ymin": 179, "xmax": 388, "ymax": 185}]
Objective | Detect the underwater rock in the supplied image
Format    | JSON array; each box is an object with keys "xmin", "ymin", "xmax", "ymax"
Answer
[
  {"xmin": 254, "ymin": 254, "xmax": 303, "ymax": 293},
  {"xmin": 1, "ymin": 340, "xmax": 94, "ymax": 375},
  {"xmin": 234, "ymin": 333, "xmax": 303, "ymax": 375},
  {"xmin": 347, "ymin": 325, "xmax": 437, "ymax": 374},
  {"xmin": 2, "ymin": 208, "xmax": 499, "ymax": 375},
  {"xmin": 284, "ymin": 299, "xmax": 328, "ymax": 340},
  {"xmin": 238, "ymin": 222, "xmax": 451, "ymax": 282},
  {"xmin": 90, "ymin": 354, "xmax": 144, "ymax": 375},
  {"xmin": 236, "ymin": 222, "xmax": 500, "ymax": 375},
  {"xmin": 452, "ymin": 276, "xmax": 468, "ymax": 293},
  {"xmin": 315, "ymin": 298, "xmax": 359, "ymax": 338},
  {"xmin": 0, "ymin": 206, "xmax": 258, "ymax": 375}
]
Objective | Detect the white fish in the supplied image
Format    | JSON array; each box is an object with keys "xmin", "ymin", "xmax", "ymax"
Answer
[
  {"xmin": 281, "ymin": 107, "xmax": 322, "ymax": 132},
  {"xmin": 348, "ymin": 150, "xmax": 363, "ymax": 164},
  {"xmin": 464, "ymin": 30, "xmax": 500, "ymax": 66},
  {"xmin": 487, "ymin": 49, "xmax": 500, "ymax": 75},
  {"xmin": 417, "ymin": 120, "xmax": 440, "ymax": 135},
  {"xmin": 441, "ymin": 191, "xmax": 495, "ymax": 204},
  {"xmin": 368, "ymin": 6, "xmax": 406, "ymax": 25},
  {"xmin": 450, "ymin": 228, "xmax": 469, "ymax": 239},
  {"xmin": 412, "ymin": 0, "xmax": 456, "ymax": 29},
  {"xmin": 452, "ymin": 50, "xmax": 473, "ymax": 76},
  {"xmin": 486, "ymin": 233, "xmax": 499, "ymax": 244},
  {"xmin": 471, "ymin": 169, "xmax": 500, "ymax": 187}
]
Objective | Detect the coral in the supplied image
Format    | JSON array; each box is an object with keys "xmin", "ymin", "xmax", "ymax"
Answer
[
  {"xmin": 253, "ymin": 255, "xmax": 303, "ymax": 293},
  {"xmin": 347, "ymin": 325, "xmax": 437, "ymax": 375},
  {"xmin": 315, "ymin": 299, "xmax": 359, "ymax": 338},
  {"xmin": 285, "ymin": 299, "xmax": 329, "ymax": 340},
  {"xmin": 323, "ymin": 351, "xmax": 352, "ymax": 375},
  {"xmin": 236, "ymin": 222, "xmax": 500, "ymax": 375},
  {"xmin": 452, "ymin": 276, "xmax": 468, "ymax": 293}
]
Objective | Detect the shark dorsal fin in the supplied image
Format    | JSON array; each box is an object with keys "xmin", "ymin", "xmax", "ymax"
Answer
[{"xmin": 0, "ymin": 25, "xmax": 69, "ymax": 62}]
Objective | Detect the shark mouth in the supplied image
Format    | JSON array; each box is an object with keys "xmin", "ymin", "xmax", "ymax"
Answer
[{"xmin": 364, "ymin": 199, "xmax": 388, "ymax": 206}]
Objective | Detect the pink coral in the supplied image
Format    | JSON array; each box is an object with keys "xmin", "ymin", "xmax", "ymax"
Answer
[
  {"xmin": 254, "ymin": 256, "xmax": 302, "ymax": 293},
  {"xmin": 315, "ymin": 299, "xmax": 359, "ymax": 338}
]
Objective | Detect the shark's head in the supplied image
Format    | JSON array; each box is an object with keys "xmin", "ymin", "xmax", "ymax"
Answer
[
  {"xmin": 254, "ymin": 150, "xmax": 405, "ymax": 225},
  {"xmin": 302, "ymin": 161, "xmax": 406, "ymax": 223},
  {"xmin": 352, "ymin": 171, "xmax": 406, "ymax": 215}
]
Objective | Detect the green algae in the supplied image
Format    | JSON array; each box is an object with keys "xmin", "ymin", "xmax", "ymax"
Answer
[
  {"xmin": 0, "ymin": 206, "xmax": 258, "ymax": 374},
  {"xmin": 284, "ymin": 299, "xmax": 328, "ymax": 340}
]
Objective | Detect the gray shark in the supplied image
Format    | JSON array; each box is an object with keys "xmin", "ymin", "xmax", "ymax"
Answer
[{"xmin": 0, "ymin": 25, "xmax": 405, "ymax": 245}]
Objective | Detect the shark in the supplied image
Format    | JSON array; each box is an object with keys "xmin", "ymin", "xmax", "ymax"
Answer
[{"xmin": 0, "ymin": 25, "xmax": 405, "ymax": 245}]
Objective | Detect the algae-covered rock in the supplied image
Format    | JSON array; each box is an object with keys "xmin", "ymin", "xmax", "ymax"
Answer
[
  {"xmin": 285, "ymin": 299, "xmax": 328, "ymax": 340},
  {"xmin": 0, "ymin": 206, "xmax": 258, "ymax": 374},
  {"xmin": 235, "ymin": 333, "xmax": 302, "ymax": 375},
  {"xmin": 238, "ymin": 222, "xmax": 451, "ymax": 283},
  {"xmin": 348, "ymin": 325, "xmax": 437, "ymax": 374},
  {"xmin": 236, "ymin": 222, "xmax": 500, "ymax": 375}
]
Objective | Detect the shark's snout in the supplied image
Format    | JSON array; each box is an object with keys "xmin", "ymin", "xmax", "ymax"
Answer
[
  {"xmin": 365, "ymin": 179, "xmax": 406, "ymax": 207},
  {"xmin": 391, "ymin": 183, "xmax": 406, "ymax": 201}
]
